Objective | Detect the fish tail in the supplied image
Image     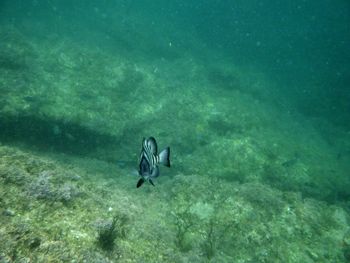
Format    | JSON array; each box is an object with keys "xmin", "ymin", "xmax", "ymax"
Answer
[{"xmin": 158, "ymin": 147, "xmax": 170, "ymax": 167}]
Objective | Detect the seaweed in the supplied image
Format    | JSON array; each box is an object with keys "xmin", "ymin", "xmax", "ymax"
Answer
[{"xmin": 95, "ymin": 213, "xmax": 129, "ymax": 251}]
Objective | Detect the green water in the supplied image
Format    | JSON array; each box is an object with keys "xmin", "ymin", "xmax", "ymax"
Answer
[{"xmin": 0, "ymin": 1, "xmax": 349, "ymax": 262}]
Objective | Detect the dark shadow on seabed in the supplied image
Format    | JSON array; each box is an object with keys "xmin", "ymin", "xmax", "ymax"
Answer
[{"xmin": 0, "ymin": 113, "xmax": 120, "ymax": 159}]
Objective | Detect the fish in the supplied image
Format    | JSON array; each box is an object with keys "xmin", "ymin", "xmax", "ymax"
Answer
[
  {"xmin": 282, "ymin": 152, "xmax": 300, "ymax": 168},
  {"xmin": 137, "ymin": 137, "xmax": 170, "ymax": 188}
]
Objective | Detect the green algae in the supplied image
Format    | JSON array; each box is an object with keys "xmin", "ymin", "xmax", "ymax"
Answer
[{"xmin": 0, "ymin": 140, "xmax": 349, "ymax": 262}]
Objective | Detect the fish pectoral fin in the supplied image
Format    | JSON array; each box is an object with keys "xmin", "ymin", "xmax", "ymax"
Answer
[
  {"xmin": 137, "ymin": 178, "xmax": 145, "ymax": 188},
  {"xmin": 149, "ymin": 179, "xmax": 155, "ymax": 186},
  {"xmin": 151, "ymin": 166, "xmax": 160, "ymax": 178}
]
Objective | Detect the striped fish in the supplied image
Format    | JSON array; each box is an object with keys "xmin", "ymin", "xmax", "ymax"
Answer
[{"xmin": 137, "ymin": 137, "xmax": 170, "ymax": 188}]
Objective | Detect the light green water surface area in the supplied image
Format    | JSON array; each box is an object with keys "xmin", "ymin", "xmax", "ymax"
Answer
[{"xmin": 0, "ymin": 1, "xmax": 349, "ymax": 262}]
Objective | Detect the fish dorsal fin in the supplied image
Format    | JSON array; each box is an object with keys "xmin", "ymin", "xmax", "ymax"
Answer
[{"xmin": 147, "ymin": 137, "xmax": 158, "ymax": 154}]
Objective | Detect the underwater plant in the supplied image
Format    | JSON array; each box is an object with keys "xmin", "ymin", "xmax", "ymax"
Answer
[
  {"xmin": 95, "ymin": 213, "xmax": 128, "ymax": 251},
  {"xmin": 27, "ymin": 170, "xmax": 80, "ymax": 203},
  {"xmin": 0, "ymin": 165, "xmax": 28, "ymax": 186},
  {"xmin": 169, "ymin": 177, "xmax": 240, "ymax": 259},
  {"xmin": 172, "ymin": 204, "xmax": 196, "ymax": 252},
  {"xmin": 55, "ymin": 183, "xmax": 80, "ymax": 203},
  {"xmin": 200, "ymin": 211, "xmax": 237, "ymax": 260},
  {"xmin": 201, "ymin": 218, "xmax": 216, "ymax": 260},
  {"xmin": 27, "ymin": 171, "xmax": 54, "ymax": 200}
]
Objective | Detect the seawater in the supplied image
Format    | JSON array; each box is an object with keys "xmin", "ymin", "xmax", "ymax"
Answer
[{"xmin": 0, "ymin": 1, "xmax": 349, "ymax": 262}]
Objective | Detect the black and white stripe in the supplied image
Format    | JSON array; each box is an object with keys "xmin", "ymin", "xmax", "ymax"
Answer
[
  {"xmin": 137, "ymin": 137, "xmax": 170, "ymax": 188},
  {"xmin": 141, "ymin": 138, "xmax": 158, "ymax": 168}
]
